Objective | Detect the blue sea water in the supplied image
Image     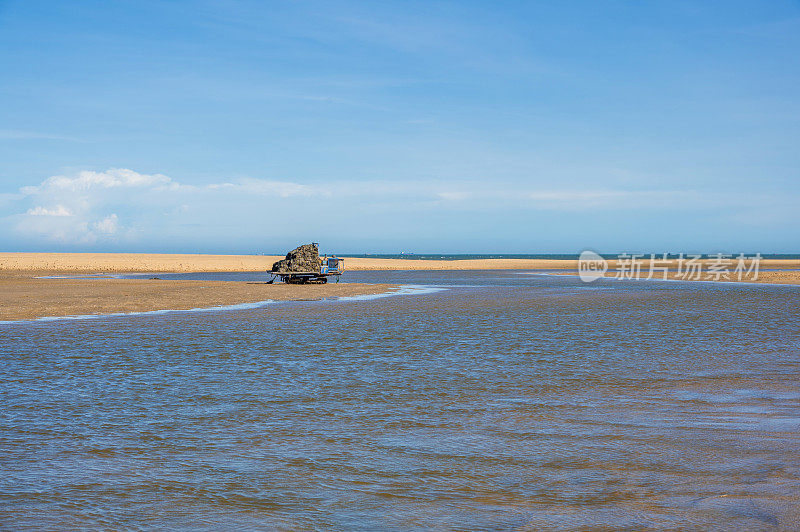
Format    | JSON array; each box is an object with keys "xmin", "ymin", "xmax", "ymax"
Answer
[
  {"xmin": 1, "ymin": 271, "xmax": 799, "ymax": 530},
  {"xmin": 336, "ymin": 253, "xmax": 800, "ymax": 260}
]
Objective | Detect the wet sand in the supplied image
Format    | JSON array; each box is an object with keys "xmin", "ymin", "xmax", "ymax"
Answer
[{"xmin": 0, "ymin": 271, "xmax": 396, "ymax": 321}]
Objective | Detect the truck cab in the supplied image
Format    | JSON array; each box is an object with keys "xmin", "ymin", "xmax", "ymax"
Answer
[{"xmin": 320, "ymin": 256, "xmax": 344, "ymax": 275}]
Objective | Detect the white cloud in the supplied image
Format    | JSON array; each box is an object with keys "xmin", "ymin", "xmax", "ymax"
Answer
[
  {"xmin": 523, "ymin": 189, "xmax": 703, "ymax": 211},
  {"xmin": 13, "ymin": 215, "xmax": 95, "ymax": 244},
  {"xmin": 26, "ymin": 205, "xmax": 73, "ymax": 216},
  {"xmin": 8, "ymin": 168, "xmax": 329, "ymax": 244},
  {"xmin": 92, "ymin": 214, "xmax": 119, "ymax": 235},
  {"xmin": 528, "ymin": 190, "xmax": 627, "ymax": 202},
  {"xmin": 207, "ymin": 178, "xmax": 319, "ymax": 197},
  {"xmin": 437, "ymin": 191, "xmax": 470, "ymax": 201},
  {"xmin": 22, "ymin": 168, "xmax": 172, "ymax": 194}
]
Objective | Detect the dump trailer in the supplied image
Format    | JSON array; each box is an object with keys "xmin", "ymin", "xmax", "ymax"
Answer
[
  {"xmin": 269, "ymin": 243, "xmax": 345, "ymax": 284},
  {"xmin": 273, "ymin": 256, "xmax": 344, "ymax": 284}
]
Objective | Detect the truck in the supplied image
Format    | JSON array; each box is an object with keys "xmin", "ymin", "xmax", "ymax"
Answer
[{"xmin": 268, "ymin": 243, "xmax": 344, "ymax": 284}]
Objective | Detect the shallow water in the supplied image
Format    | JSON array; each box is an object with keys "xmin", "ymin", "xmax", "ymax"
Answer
[{"xmin": 2, "ymin": 271, "xmax": 799, "ymax": 530}]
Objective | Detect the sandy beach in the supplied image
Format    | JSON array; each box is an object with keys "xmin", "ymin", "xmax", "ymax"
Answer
[
  {"xmin": 2, "ymin": 252, "xmax": 798, "ymax": 275},
  {"xmin": 2, "ymin": 252, "xmax": 797, "ymax": 320},
  {"xmin": 0, "ymin": 252, "xmax": 585, "ymax": 272}
]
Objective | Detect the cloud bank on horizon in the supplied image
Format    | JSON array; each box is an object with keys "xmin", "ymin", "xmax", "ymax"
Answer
[
  {"xmin": 0, "ymin": 1, "xmax": 798, "ymax": 253},
  {"xmin": 2, "ymin": 167, "xmax": 796, "ymax": 253}
]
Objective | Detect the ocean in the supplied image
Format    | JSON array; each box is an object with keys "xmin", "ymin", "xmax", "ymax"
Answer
[
  {"xmin": 336, "ymin": 253, "xmax": 800, "ymax": 261},
  {"xmin": 2, "ymin": 270, "xmax": 799, "ymax": 529}
]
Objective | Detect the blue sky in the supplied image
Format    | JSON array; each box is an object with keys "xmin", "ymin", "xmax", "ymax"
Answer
[{"xmin": 0, "ymin": 0, "xmax": 798, "ymax": 254}]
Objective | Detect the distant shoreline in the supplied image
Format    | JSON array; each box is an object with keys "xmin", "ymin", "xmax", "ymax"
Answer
[
  {"xmin": 1, "ymin": 252, "xmax": 799, "ymax": 275},
  {"xmin": 341, "ymin": 253, "xmax": 800, "ymax": 261}
]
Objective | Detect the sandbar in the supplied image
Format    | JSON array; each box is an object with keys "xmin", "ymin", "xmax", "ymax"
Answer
[{"xmin": 0, "ymin": 271, "xmax": 396, "ymax": 321}]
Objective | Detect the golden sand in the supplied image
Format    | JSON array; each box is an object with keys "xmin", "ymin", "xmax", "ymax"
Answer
[
  {"xmin": 3, "ymin": 252, "xmax": 797, "ymax": 274},
  {"xmin": 0, "ymin": 253, "xmax": 282, "ymax": 273},
  {"xmin": 0, "ymin": 252, "xmax": 582, "ymax": 272}
]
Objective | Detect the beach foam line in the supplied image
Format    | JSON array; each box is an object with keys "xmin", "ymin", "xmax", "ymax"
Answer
[
  {"xmin": 334, "ymin": 284, "xmax": 448, "ymax": 301},
  {"xmin": 0, "ymin": 300, "xmax": 277, "ymax": 325},
  {"xmin": 514, "ymin": 271, "xmax": 567, "ymax": 275},
  {"xmin": 36, "ymin": 273, "xmax": 159, "ymax": 279},
  {"xmin": 36, "ymin": 274, "xmax": 109, "ymax": 279}
]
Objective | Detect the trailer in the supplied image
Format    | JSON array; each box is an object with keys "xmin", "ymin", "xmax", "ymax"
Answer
[{"xmin": 269, "ymin": 255, "xmax": 344, "ymax": 284}]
